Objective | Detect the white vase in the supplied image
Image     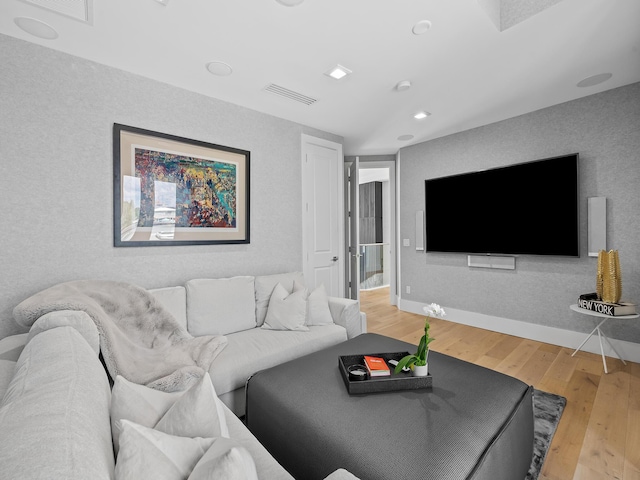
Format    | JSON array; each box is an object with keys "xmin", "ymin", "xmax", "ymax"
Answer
[{"xmin": 412, "ymin": 364, "xmax": 429, "ymax": 377}]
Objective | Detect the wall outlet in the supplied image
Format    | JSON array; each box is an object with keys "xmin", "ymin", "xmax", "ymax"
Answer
[
  {"xmin": 406, "ymin": 285, "xmax": 411, "ymax": 294},
  {"xmin": 403, "ymin": 238, "xmax": 410, "ymax": 247}
]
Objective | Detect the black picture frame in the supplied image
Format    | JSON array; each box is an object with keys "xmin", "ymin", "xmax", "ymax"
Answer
[{"xmin": 113, "ymin": 124, "xmax": 250, "ymax": 247}]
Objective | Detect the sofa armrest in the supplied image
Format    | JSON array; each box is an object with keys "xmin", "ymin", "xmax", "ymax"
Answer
[
  {"xmin": 327, "ymin": 297, "xmax": 367, "ymax": 339},
  {"xmin": 323, "ymin": 469, "xmax": 361, "ymax": 480},
  {"xmin": 27, "ymin": 310, "xmax": 100, "ymax": 355}
]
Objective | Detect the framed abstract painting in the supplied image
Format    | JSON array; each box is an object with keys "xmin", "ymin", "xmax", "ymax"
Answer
[{"xmin": 113, "ymin": 124, "xmax": 250, "ymax": 247}]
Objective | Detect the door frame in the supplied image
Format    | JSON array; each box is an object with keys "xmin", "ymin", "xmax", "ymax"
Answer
[
  {"xmin": 301, "ymin": 134, "xmax": 345, "ymax": 296},
  {"xmin": 344, "ymin": 157, "xmax": 360, "ymax": 301}
]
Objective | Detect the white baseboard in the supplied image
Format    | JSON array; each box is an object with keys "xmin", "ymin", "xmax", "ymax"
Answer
[{"xmin": 398, "ymin": 298, "xmax": 640, "ymax": 364}]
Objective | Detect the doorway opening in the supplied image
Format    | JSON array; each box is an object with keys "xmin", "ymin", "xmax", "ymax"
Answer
[
  {"xmin": 345, "ymin": 159, "xmax": 396, "ymax": 306},
  {"xmin": 358, "ymin": 169, "xmax": 390, "ymax": 291}
]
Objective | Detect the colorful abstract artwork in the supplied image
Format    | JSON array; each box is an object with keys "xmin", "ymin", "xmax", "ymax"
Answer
[
  {"xmin": 114, "ymin": 124, "xmax": 250, "ymax": 247},
  {"xmin": 135, "ymin": 148, "xmax": 237, "ymax": 229}
]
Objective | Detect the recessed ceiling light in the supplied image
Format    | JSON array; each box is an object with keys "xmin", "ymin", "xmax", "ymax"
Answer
[
  {"xmin": 276, "ymin": 0, "xmax": 304, "ymax": 6},
  {"xmin": 154, "ymin": 0, "xmax": 169, "ymax": 5},
  {"xmin": 205, "ymin": 61, "xmax": 233, "ymax": 76},
  {"xmin": 397, "ymin": 134, "xmax": 414, "ymax": 141},
  {"xmin": 14, "ymin": 17, "xmax": 58, "ymax": 40},
  {"xmin": 414, "ymin": 111, "xmax": 431, "ymax": 120},
  {"xmin": 325, "ymin": 64, "xmax": 352, "ymax": 80},
  {"xmin": 576, "ymin": 73, "xmax": 612, "ymax": 88},
  {"xmin": 396, "ymin": 80, "xmax": 412, "ymax": 92},
  {"xmin": 412, "ymin": 20, "xmax": 432, "ymax": 35}
]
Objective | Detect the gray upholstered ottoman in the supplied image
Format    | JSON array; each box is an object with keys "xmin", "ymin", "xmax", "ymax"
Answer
[{"xmin": 246, "ymin": 333, "xmax": 534, "ymax": 480}]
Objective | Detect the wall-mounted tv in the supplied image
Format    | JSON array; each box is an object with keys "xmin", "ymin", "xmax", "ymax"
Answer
[{"xmin": 424, "ymin": 153, "xmax": 579, "ymax": 257}]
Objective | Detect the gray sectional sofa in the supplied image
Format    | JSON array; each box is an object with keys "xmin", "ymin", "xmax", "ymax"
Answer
[{"xmin": 0, "ymin": 271, "xmax": 365, "ymax": 479}]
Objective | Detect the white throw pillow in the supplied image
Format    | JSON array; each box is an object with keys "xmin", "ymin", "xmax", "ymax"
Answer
[
  {"xmin": 186, "ymin": 277, "xmax": 256, "ymax": 336},
  {"xmin": 111, "ymin": 374, "xmax": 229, "ymax": 455},
  {"xmin": 261, "ymin": 282, "xmax": 309, "ymax": 331},
  {"xmin": 324, "ymin": 469, "xmax": 362, "ymax": 480},
  {"xmin": 303, "ymin": 282, "xmax": 334, "ymax": 326},
  {"xmin": 115, "ymin": 422, "xmax": 258, "ymax": 480},
  {"xmin": 254, "ymin": 272, "xmax": 305, "ymax": 327},
  {"xmin": 190, "ymin": 437, "xmax": 259, "ymax": 480},
  {"xmin": 115, "ymin": 420, "xmax": 214, "ymax": 480}
]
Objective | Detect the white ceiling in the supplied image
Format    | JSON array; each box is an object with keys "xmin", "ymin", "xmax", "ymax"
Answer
[{"xmin": 1, "ymin": 0, "xmax": 639, "ymax": 156}]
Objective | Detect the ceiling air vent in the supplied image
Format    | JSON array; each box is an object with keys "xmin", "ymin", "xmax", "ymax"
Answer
[
  {"xmin": 19, "ymin": 0, "xmax": 92, "ymax": 23},
  {"xmin": 263, "ymin": 84, "xmax": 317, "ymax": 106}
]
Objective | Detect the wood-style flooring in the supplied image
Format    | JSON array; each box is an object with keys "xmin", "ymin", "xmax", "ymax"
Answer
[{"xmin": 360, "ymin": 287, "xmax": 640, "ymax": 480}]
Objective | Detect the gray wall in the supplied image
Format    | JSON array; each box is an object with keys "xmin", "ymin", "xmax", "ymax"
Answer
[
  {"xmin": 399, "ymin": 82, "xmax": 640, "ymax": 343},
  {"xmin": 0, "ymin": 34, "xmax": 342, "ymax": 339}
]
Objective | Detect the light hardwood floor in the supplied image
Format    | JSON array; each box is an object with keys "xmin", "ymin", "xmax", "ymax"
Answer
[{"xmin": 360, "ymin": 287, "xmax": 640, "ymax": 480}]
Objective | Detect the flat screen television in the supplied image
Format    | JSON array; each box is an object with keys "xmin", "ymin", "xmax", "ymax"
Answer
[{"xmin": 424, "ymin": 153, "xmax": 579, "ymax": 257}]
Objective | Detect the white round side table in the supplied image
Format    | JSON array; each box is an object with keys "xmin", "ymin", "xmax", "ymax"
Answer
[{"xmin": 569, "ymin": 304, "xmax": 639, "ymax": 374}]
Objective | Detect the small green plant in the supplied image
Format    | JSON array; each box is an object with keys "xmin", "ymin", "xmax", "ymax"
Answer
[{"xmin": 394, "ymin": 303, "xmax": 444, "ymax": 373}]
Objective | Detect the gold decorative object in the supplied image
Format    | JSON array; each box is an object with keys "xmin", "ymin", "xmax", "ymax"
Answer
[
  {"xmin": 596, "ymin": 252, "xmax": 604, "ymax": 300},
  {"xmin": 597, "ymin": 249, "xmax": 622, "ymax": 303}
]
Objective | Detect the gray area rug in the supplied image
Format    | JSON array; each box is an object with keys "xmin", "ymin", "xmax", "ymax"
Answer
[{"xmin": 526, "ymin": 389, "xmax": 567, "ymax": 480}]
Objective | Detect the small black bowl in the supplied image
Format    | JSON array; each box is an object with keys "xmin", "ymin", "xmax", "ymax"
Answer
[{"xmin": 347, "ymin": 364, "xmax": 369, "ymax": 381}]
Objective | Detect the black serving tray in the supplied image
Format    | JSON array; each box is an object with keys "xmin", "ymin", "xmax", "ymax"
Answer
[{"xmin": 338, "ymin": 352, "xmax": 433, "ymax": 395}]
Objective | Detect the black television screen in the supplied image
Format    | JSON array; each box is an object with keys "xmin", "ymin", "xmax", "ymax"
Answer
[{"xmin": 424, "ymin": 153, "xmax": 579, "ymax": 257}]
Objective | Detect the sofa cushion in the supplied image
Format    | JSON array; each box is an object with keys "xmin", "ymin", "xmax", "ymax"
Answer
[
  {"xmin": 186, "ymin": 277, "xmax": 256, "ymax": 336},
  {"xmin": 262, "ymin": 282, "xmax": 309, "ymax": 332},
  {"xmin": 208, "ymin": 325, "xmax": 348, "ymax": 398},
  {"xmin": 254, "ymin": 272, "xmax": 305, "ymax": 327},
  {"xmin": 0, "ymin": 327, "xmax": 114, "ymax": 480},
  {"xmin": 111, "ymin": 374, "xmax": 229, "ymax": 454},
  {"xmin": 149, "ymin": 286, "xmax": 188, "ymax": 330}
]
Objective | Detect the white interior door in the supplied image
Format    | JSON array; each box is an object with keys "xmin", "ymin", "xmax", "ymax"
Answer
[{"xmin": 301, "ymin": 135, "xmax": 344, "ymax": 297}]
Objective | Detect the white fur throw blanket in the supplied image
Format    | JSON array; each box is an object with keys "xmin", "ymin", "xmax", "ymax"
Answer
[{"xmin": 13, "ymin": 280, "xmax": 227, "ymax": 391}]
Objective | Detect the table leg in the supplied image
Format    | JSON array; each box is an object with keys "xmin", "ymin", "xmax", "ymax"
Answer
[
  {"xmin": 600, "ymin": 331, "xmax": 627, "ymax": 366},
  {"xmin": 596, "ymin": 327, "xmax": 608, "ymax": 374},
  {"xmin": 572, "ymin": 318, "xmax": 609, "ymax": 357}
]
